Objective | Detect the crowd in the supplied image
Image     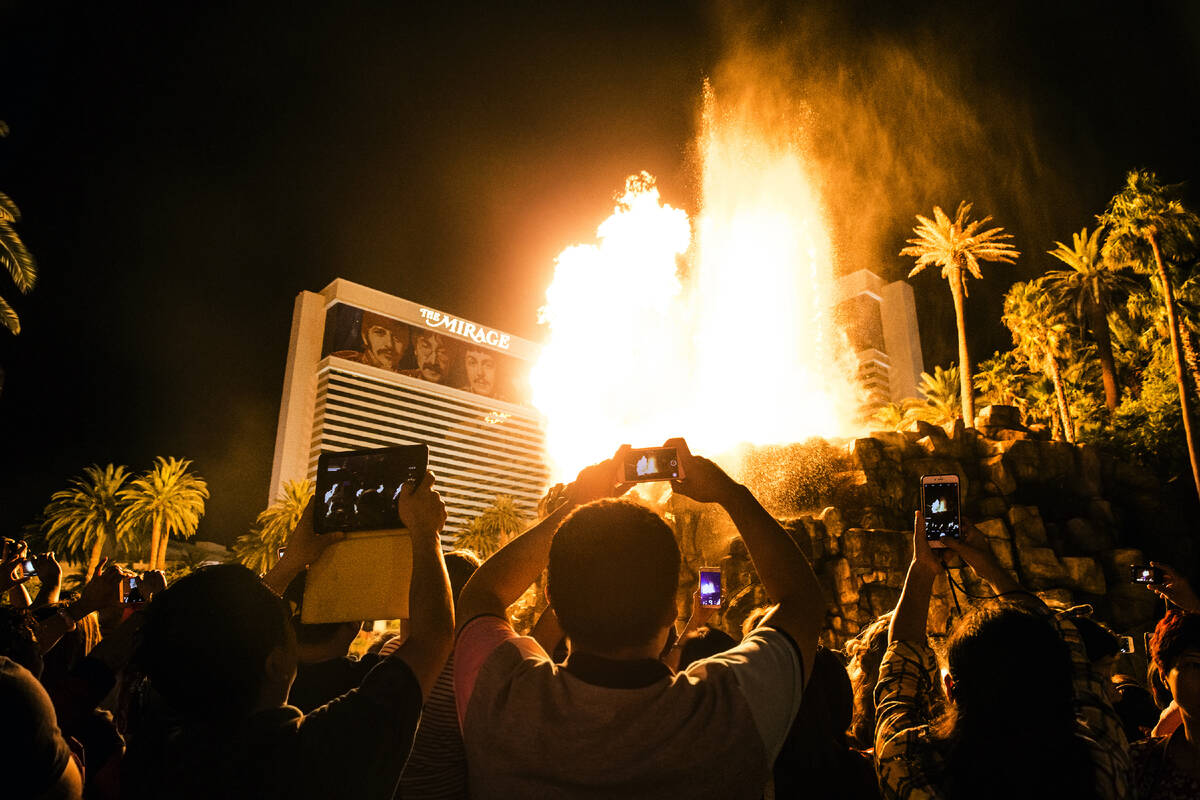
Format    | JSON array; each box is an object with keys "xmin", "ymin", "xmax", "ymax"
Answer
[{"xmin": 2, "ymin": 437, "xmax": 1199, "ymax": 799}]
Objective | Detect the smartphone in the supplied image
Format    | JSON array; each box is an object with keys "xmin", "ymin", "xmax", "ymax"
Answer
[
  {"xmin": 314, "ymin": 444, "xmax": 430, "ymax": 534},
  {"xmin": 125, "ymin": 576, "xmax": 144, "ymax": 605},
  {"xmin": 1119, "ymin": 635, "xmax": 1136, "ymax": 655},
  {"xmin": 1130, "ymin": 564, "xmax": 1165, "ymax": 585},
  {"xmin": 277, "ymin": 546, "xmax": 287, "ymax": 560},
  {"xmin": 20, "ymin": 559, "xmax": 36, "ymax": 578},
  {"xmin": 699, "ymin": 567, "xmax": 722, "ymax": 608},
  {"xmin": 620, "ymin": 447, "xmax": 684, "ymax": 484},
  {"xmin": 920, "ymin": 474, "xmax": 961, "ymax": 548}
]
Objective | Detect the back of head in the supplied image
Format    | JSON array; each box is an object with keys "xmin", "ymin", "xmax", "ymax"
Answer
[
  {"xmin": 677, "ymin": 625, "xmax": 737, "ymax": 670},
  {"xmin": 445, "ymin": 549, "xmax": 482, "ymax": 601},
  {"xmin": 0, "ymin": 606, "xmax": 42, "ymax": 679},
  {"xmin": 548, "ymin": 499, "xmax": 680, "ymax": 652},
  {"xmin": 940, "ymin": 604, "xmax": 1095, "ymax": 800},
  {"xmin": 844, "ymin": 611, "xmax": 892, "ymax": 749},
  {"xmin": 136, "ymin": 564, "xmax": 291, "ymax": 723}
]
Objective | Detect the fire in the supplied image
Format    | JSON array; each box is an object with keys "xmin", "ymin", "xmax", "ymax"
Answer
[{"xmin": 531, "ymin": 86, "xmax": 859, "ymax": 481}]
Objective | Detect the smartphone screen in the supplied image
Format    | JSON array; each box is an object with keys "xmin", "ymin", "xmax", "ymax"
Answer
[
  {"xmin": 21, "ymin": 559, "xmax": 36, "ymax": 577},
  {"xmin": 1130, "ymin": 565, "xmax": 1164, "ymax": 584},
  {"xmin": 699, "ymin": 568, "xmax": 722, "ymax": 608},
  {"xmin": 125, "ymin": 577, "xmax": 144, "ymax": 605},
  {"xmin": 621, "ymin": 447, "xmax": 683, "ymax": 483},
  {"xmin": 921, "ymin": 475, "xmax": 961, "ymax": 544},
  {"xmin": 277, "ymin": 546, "xmax": 287, "ymax": 559},
  {"xmin": 1119, "ymin": 635, "xmax": 1135, "ymax": 654},
  {"xmin": 314, "ymin": 444, "xmax": 429, "ymax": 534}
]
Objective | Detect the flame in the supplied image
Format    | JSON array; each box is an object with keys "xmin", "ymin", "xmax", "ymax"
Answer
[{"xmin": 532, "ymin": 87, "xmax": 859, "ymax": 481}]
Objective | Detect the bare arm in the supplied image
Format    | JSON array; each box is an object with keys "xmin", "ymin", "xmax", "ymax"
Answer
[
  {"xmin": 31, "ymin": 551, "xmax": 63, "ymax": 607},
  {"xmin": 389, "ymin": 472, "xmax": 454, "ymax": 697},
  {"xmin": 529, "ymin": 605, "xmax": 565, "ymax": 656},
  {"xmin": 889, "ymin": 513, "xmax": 940, "ymax": 645},
  {"xmin": 668, "ymin": 439, "xmax": 823, "ymax": 675},
  {"xmin": 942, "ymin": 521, "xmax": 1042, "ymax": 610},
  {"xmin": 262, "ymin": 502, "xmax": 343, "ymax": 597}
]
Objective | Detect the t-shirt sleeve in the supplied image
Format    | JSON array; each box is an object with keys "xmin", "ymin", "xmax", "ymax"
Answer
[
  {"xmin": 453, "ymin": 615, "xmax": 545, "ymax": 728},
  {"xmin": 684, "ymin": 627, "xmax": 806, "ymax": 761}
]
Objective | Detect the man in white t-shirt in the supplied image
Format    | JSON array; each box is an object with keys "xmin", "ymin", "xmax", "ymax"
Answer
[{"xmin": 454, "ymin": 439, "xmax": 823, "ymax": 799}]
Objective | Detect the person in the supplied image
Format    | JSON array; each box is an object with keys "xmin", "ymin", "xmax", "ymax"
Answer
[
  {"xmin": 402, "ymin": 330, "xmax": 454, "ymax": 384},
  {"xmin": 844, "ymin": 611, "xmax": 894, "ymax": 751},
  {"xmin": 123, "ymin": 472, "xmax": 454, "ymax": 800},
  {"xmin": 454, "ymin": 439, "xmax": 822, "ymax": 799},
  {"xmin": 874, "ymin": 517, "xmax": 1131, "ymax": 800},
  {"xmin": 331, "ymin": 311, "xmax": 410, "ymax": 372},
  {"xmin": 1111, "ymin": 676, "xmax": 1162, "ymax": 743},
  {"xmin": 396, "ymin": 549, "xmax": 482, "ymax": 799},
  {"xmin": 773, "ymin": 647, "xmax": 880, "ymax": 800},
  {"xmin": 1130, "ymin": 610, "xmax": 1200, "ymax": 798},
  {"xmin": 0, "ymin": 656, "xmax": 84, "ymax": 799},
  {"xmin": 281, "ymin": 569, "xmax": 376, "ymax": 713},
  {"xmin": 456, "ymin": 345, "xmax": 501, "ymax": 398}
]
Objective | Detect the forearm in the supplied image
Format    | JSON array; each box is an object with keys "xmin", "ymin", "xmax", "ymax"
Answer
[
  {"xmin": 32, "ymin": 580, "xmax": 61, "ymax": 608},
  {"xmin": 8, "ymin": 584, "xmax": 31, "ymax": 608},
  {"xmin": 721, "ymin": 485, "xmax": 820, "ymax": 608},
  {"xmin": 457, "ymin": 503, "xmax": 571, "ymax": 625},
  {"xmin": 530, "ymin": 605, "xmax": 565, "ymax": 655},
  {"xmin": 890, "ymin": 562, "xmax": 936, "ymax": 644},
  {"xmin": 262, "ymin": 556, "xmax": 305, "ymax": 597},
  {"xmin": 403, "ymin": 532, "xmax": 453, "ymax": 647}
]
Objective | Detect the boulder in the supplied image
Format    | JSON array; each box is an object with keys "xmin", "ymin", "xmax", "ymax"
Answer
[
  {"xmin": 975, "ymin": 404, "xmax": 1024, "ymax": 430},
  {"xmin": 1042, "ymin": 442, "xmax": 1076, "ymax": 481},
  {"xmin": 831, "ymin": 470, "xmax": 881, "ymax": 508},
  {"xmin": 1007, "ymin": 506, "xmax": 1048, "ymax": 548},
  {"xmin": 1064, "ymin": 517, "xmax": 1115, "ymax": 555},
  {"xmin": 1104, "ymin": 582, "xmax": 1160, "ymax": 629},
  {"xmin": 1100, "ymin": 548, "xmax": 1146, "ymax": 582},
  {"xmin": 977, "ymin": 496, "xmax": 1008, "ymax": 518},
  {"xmin": 1087, "ymin": 498, "xmax": 1118, "ymax": 533},
  {"xmin": 860, "ymin": 582, "xmax": 902, "ymax": 620},
  {"xmin": 1001, "ymin": 440, "xmax": 1043, "ymax": 484},
  {"xmin": 868, "ymin": 431, "xmax": 909, "ymax": 451},
  {"xmin": 974, "ymin": 517, "xmax": 1010, "ymax": 541},
  {"xmin": 1017, "ymin": 546, "xmax": 1068, "ymax": 589},
  {"xmin": 1074, "ymin": 444, "xmax": 1103, "ymax": 496},
  {"xmin": 830, "ymin": 557, "xmax": 859, "ymax": 607},
  {"xmin": 851, "ymin": 438, "xmax": 886, "ymax": 472},
  {"xmin": 980, "ymin": 454, "xmax": 1017, "ymax": 496},
  {"xmin": 818, "ymin": 507, "xmax": 844, "ymax": 555},
  {"xmin": 1061, "ymin": 556, "xmax": 1107, "ymax": 595},
  {"xmin": 985, "ymin": 536, "xmax": 1017, "ymax": 570},
  {"xmin": 944, "ymin": 417, "xmax": 967, "ymax": 441},
  {"xmin": 904, "ymin": 419, "xmax": 946, "ymax": 439},
  {"xmin": 917, "ymin": 435, "xmax": 955, "ymax": 458},
  {"xmin": 843, "ymin": 528, "xmax": 911, "ymax": 571}
]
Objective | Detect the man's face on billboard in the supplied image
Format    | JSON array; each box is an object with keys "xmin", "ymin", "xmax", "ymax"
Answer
[
  {"xmin": 360, "ymin": 315, "xmax": 407, "ymax": 371},
  {"xmin": 414, "ymin": 332, "xmax": 451, "ymax": 383},
  {"xmin": 464, "ymin": 348, "xmax": 497, "ymax": 397}
]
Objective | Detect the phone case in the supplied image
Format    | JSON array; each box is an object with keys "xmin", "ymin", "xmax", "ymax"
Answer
[{"xmin": 301, "ymin": 529, "xmax": 413, "ymax": 623}]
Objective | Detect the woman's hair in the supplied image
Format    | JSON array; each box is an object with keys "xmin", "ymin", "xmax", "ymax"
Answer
[
  {"xmin": 936, "ymin": 604, "xmax": 1098, "ymax": 800},
  {"xmin": 1150, "ymin": 610, "xmax": 1200, "ymax": 677},
  {"xmin": 844, "ymin": 611, "xmax": 892, "ymax": 749}
]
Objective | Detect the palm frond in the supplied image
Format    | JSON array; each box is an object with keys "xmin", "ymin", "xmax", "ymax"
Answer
[
  {"xmin": 0, "ymin": 294, "xmax": 19, "ymax": 334},
  {"xmin": 0, "ymin": 220, "xmax": 37, "ymax": 293}
]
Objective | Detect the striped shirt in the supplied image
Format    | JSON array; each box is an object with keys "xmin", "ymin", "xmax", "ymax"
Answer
[{"xmin": 396, "ymin": 654, "xmax": 468, "ymax": 799}]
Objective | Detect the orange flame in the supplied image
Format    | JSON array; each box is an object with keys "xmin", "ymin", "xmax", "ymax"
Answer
[{"xmin": 532, "ymin": 87, "xmax": 859, "ymax": 481}]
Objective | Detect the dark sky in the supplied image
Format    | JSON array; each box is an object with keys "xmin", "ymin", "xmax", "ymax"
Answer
[{"xmin": 1, "ymin": 1, "xmax": 1198, "ymax": 545}]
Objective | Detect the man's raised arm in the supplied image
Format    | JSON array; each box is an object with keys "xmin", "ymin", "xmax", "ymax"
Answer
[{"xmin": 668, "ymin": 438, "xmax": 823, "ymax": 676}]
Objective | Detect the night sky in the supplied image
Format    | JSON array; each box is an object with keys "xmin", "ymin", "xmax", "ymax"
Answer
[{"xmin": 2, "ymin": 1, "xmax": 1198, "ymax": 546}]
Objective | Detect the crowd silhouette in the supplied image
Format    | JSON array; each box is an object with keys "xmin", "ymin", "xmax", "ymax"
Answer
[{"xmin": 2, "ymin": 438, "xmax": 1198, "ymax": 799}]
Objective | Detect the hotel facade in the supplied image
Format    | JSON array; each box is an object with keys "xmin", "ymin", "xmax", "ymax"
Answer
[{"xmin": 269, "ymin": 279, "xmax": 549, "ymax": 548}]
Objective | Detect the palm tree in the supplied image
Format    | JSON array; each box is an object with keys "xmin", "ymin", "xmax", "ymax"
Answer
[
  {"xmin": 1003, "ymin": 279, "xmax": 1076, "ymax": 442},
  {"xmin": 870, "ymin": 400, "xmax": 924, "ymax": 432},
  {"xmin": 1100, "ymin": 170, "xmax": 1200, "ymax": 498},
  {"xmin": 1045, "ymin": 226, "xmax": 1136, "ymax": 410},
  {"xmin": 454, "ymin": 495, "xmax": 530, "ymax": 559},
  {"xmin": 118, "ymin": 457, "xmax": 209, "ymax": 569},
  {"xmin": 0, "ymin": 121, "xmax": 36, "ymax": 336},
  {"xmin": 911, "ymin": 364, "xmax": 961, "ymax": 426},
  {"xmin": 974, "ymin": 350, "xmax": 1030, "ymax": 413},
  {"xmin": 233, "ymin": 479, "xmax": 314, "ymax": 574},
  {"xmin": 42, "ymin": 464, "xmax": 131, "ymax": 577},
  {"xmin": 901, "ymin": 202, "xmax": 1021, "ymax": 423}
]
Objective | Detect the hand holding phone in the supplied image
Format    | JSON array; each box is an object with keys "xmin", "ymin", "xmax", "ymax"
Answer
[
  {"xmin": 1130, "ymin": 565, "xmax": 1165, "ymax": 585},
  {"xmin": 920, "ymin": 474, "xmax": 961, "ymax": 548},
  {"xmin": 313, "ymin": 444, "xmax": 430, "ymax": 534},
  {"xmin": 619, "ymin": 446, "xmax": 684, "ymax": 484},
  {"xmin": 698, "ymin": 568, "xmax": 722, "ymax": 608}
]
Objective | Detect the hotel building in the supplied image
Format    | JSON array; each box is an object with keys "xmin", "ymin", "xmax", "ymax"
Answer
[{"xmin": 269, "ymin": 279, "xmax": 548, "ymax": 548}]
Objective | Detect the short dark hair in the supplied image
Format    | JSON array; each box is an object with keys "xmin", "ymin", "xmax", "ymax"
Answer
[
  {"xmin": 677, "ymin": 625, "xmax": 737, "ymax": 670},
  {"xmin": 136, "ymin": 564, "xmax": 291, "ymax": 722},
  {"xmin": 445, "ymin": 550, "xmax": 482, "ymax": 601},
  {"xmin": 1151, "ymin": 610, "xmax": 1200, "ymax": 676},
  {"xmin": 548, "ymin": 499, "xmax": 680, "ymax": 651},
  {"xmin": 0, "ymin": 607, "xmax": 41, "ymax": 678}
]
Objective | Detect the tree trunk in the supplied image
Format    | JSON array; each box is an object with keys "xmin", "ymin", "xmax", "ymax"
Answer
[
  {"xmin": 155, "ymin": 530, "xmax": 171, "ymax": 571},
  {"xmin": 1149, "ymin": 233, "xmax": 1200, "ymax": 501},
  {"xmin": 1088, "ymin": 291, "xmax": 1120, "ymax": 411},
  {"xmin": 85, "ymin": 536, "xmax": 105, "ymax": 579},
  {"xmin": 948, "ymin": 267, "xmax": 975, "ymax": 424},
  {"xmin": 147, "ymin": 517, "xmax": 161, "ymax": 570},
  {"xmin": 1048, "ymin": 356, "xmax": 1075, "ymax": 443}
]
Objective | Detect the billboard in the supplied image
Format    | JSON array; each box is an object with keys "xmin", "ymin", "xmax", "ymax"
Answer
[{"xmin": 321, "ymin": 302, "xmax": 530, "ymax": 404}]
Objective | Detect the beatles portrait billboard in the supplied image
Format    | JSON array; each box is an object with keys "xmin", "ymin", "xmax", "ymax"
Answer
[{"xmin": 320, "ymin": 302, "xmax": 530, "ymax": 405}]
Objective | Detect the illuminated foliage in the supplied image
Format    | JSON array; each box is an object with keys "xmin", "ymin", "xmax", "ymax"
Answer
[{"xmin": 233, "ymin": 479, "xmax": 314, "ymax": 574}]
